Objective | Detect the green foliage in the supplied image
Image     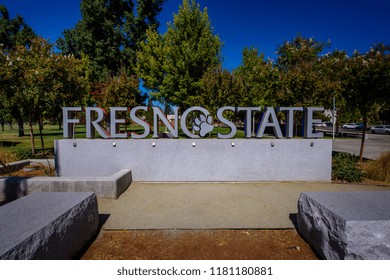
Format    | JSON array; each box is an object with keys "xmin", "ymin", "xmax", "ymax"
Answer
[
  {"xmin": 57, "ymin": 0, "xmax": 165, "ymax": 81},
  {"xmin": 276, "ymin": 34, "xmax": 329, "ymax": 71},
  {"xmin": 0, "ymin": 5, "xmax": 36, "ymax": 50},
  {"xmin": 234, "ymin": 47, "xmax": 279, "ymax": 107},
  {"xmin": 332, "ymin": 152, "xmax": 363, "ymax": 183},
  {"xmin": 200, "ymin": 67, "xmax": 244, "ymax": 116},
  {"xmin": 100, "ymin": 72, "xmax": 145, "ymax": 108},
  {"xmin": 0, "ymin": 37, "xmax": 89, "ymax": 154},
  {"xmin": 136, "ymin": 0, "xmax": 222, "ymax": 110}
]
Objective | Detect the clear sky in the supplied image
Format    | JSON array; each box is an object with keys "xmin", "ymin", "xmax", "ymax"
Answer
[{"xmin": 2, "ymin": 0, "xmax": 390, "ymax": 70}]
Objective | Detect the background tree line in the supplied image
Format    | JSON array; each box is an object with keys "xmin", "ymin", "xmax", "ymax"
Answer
[{"xmin": 1, "ymin": 0, "xmax": 389, "ymax": 160}]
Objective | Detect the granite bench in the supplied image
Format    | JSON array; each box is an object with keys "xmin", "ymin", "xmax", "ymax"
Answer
[
  {"xmin": 0, "ymin": 192, "xmax": 98, "ymax": 260},
  {"xmin": 297, "ymin": 191, "xmax": 390, "ymax": 260},
  {"xmin": 0, "ymin": 169, "xmax": 132, "ymax": 202}
]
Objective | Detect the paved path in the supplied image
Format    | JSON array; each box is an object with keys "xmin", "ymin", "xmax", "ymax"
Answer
[{"xmin": 98, "ymin": 182, "xmax": 388, "ymax": 230}]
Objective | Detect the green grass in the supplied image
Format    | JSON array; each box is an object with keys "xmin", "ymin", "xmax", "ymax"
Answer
[{"xmin": 0, "ymin": 124, "xmax": 77, "ymax": 159}]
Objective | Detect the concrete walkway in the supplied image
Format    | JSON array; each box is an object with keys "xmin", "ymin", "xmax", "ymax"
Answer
[{"xmin": 98, "ymin": 182, "xmax": 389, "ymax": 230}]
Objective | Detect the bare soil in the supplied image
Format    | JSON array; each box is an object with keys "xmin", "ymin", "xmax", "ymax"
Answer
[{"xmin": 79, "ymin": 229, "xmax": 319, "ymax": 260}]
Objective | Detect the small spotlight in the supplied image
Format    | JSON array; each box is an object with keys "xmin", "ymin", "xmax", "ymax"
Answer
[
  {"xmin": 310, "ymin": 142, "xmax": 314, "ymax": 147},
  {"xmin": 231, "ymin": 142, "xmax": 235, "ymax": 147},
  {"xmin": 152, "ymin": 142, "xmax": 156, "ymax": 147},
  {"xmin": 113, "ymin": 142, "xmax": 116, "ymax": 147},
  {"xmin": 192, "ymin": 142, "xmax": 196, "ymax": 147},
  {"xmin": 271, "ymin": 142, "xmax": 275, "ymax": 147}
]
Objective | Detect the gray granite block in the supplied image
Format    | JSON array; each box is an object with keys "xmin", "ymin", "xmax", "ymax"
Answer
[
  {"xmin": 0, "ymin": 192, "xmax": 98, "ymax": 260},
  {"xmin": 297, "ymin": 191, "xmax": 390, "ymax": 260},
  {"xmin": 0, "ymin": 169, "xmax": 132, "ymax": 201}
]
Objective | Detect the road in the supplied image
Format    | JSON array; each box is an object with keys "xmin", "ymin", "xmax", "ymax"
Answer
[{"xmin": 332, "ymin": 133, "xmax": 390, "ymax": 160}]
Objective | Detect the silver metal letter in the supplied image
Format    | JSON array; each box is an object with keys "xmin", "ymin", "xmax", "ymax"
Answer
[
  {"xmin": 181, "ymin": 106, "xmax": 211, "ymax": 139},
  {"xmin": 217, "ymin": 106, "xmax": 237, "ymax": 139},
  {"xmin": 85, "ymin": 107, "xmax": 110, "ymax": 139},
  {"xmin": 304, "ymin": 107, "xmax": 324, "ymax": 138},
  {"xmin": 256, "ymin": 107, "xmax": 283, "ymax": 138},
  {"xmin": 130, "ymin": 106, "xmax": 150, "ymax": 139},
  {"xmin": 237, "ymin": 107, "xmax": 260, "ymax": 138},
  {"xmin": 279, "ymin": 107, "xmax": 303, "ymax": 138},
  {"xmin": 62, "ymin": 107, "xmax": 82, "ymax": 138},
  {"xmin": 152, "ymin": 107, "xmax": 179, "ymax": 138},
  {"xmin": 110, "ymin": 107, "xmax": 128, "ymax": 138}
]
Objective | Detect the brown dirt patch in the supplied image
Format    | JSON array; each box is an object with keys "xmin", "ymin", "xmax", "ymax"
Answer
[{"xmin": 80, "ymin": 229, "xmax": 318, "ymax": 260}]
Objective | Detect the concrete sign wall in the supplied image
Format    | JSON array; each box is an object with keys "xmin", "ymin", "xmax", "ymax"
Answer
[{"xmin": 55, "ymin": 139, "xmax": 332, "ymax": 182}]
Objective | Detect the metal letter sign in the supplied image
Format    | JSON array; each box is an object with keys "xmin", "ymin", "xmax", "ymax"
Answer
[{"xmin": 62, "ymin": 106, "xmax": 325, "ymax": 139}]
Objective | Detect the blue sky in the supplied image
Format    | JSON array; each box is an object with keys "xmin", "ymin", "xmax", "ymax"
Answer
[{"xmin": 2, "ymin": 0, "xmax": 390, "ymax": 70}]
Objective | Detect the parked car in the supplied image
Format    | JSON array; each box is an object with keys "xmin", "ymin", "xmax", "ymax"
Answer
[
  {"xmin": 325, "ymin": 122, "xmax": 333, "ymax": 127},
  {"xmin": 355, "ymin": 123, "xmax": 365, "ymax": 130},
  {"xmin": 342, "ymin": 123, "xmax": 357, "ymax": 129},
  {"xmin": 371, "ymin": 125, "xmax": 390, "ymax": 135},
  {"xmin": 314, "ymin": 122, "xmax": 327, "ymax": 127}
]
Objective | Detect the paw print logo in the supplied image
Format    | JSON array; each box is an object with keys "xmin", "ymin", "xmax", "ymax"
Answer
[{"xmin": 193, "ymin": 114, "xmax": 213, "ymax": 137}]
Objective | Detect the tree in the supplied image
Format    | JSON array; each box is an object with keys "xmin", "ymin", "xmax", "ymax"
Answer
[
  {"xmin": 0, "ymin": 38, "xmax": 89, "ymax": 155},
  {"xmin": 344, "ymin": 44, "xmax": 390, "ymax": 162},
  {"xmin": 136, "ymin": 0, "xmax": 222, "ymax": 111},
  {"xmin": 318, "ymin": 50, "xmax": 352, "ymax": 133},
  {"xmin": 276, "ymin": 35, "xmax": 336, "ymax": 109},
  {"xmin": 57, "ymin": 0, "xmax": 165, "ymax": 81},
  {"xmin": 200, "ymin": 67, "xmax": 244, "ymax": 117},
  {"xmin": 0, "ymin": 5, "xmax": 35, "ymax": 50},
  {"xmin": 234, "ymin": 47, "xmax": 279, "ymax": 108},
  {"xmin": 46, "ymin": 54, "xmax": 89, "ymax": 129},
  {"xmin": 276, "ymin": 34, "xmax": 329, "ymax": 71},
  {"xmin": 101, "ymin": 72, "xmax": 145, "ymax": 108},
  {"xmin": 0, "ymin": 5, "xmax": 36, "ymax": 136}
]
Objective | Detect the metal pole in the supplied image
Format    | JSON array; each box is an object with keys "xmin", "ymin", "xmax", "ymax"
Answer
[{"xmin": 332, "ymin": 96, "xmax": 335, "ymax": 140}]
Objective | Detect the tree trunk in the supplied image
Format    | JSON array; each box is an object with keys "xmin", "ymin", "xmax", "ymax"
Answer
[
  {"xmin": 29, "ymin": 114, "xmax": 35, "ymax": 155},
  {"xmin": 38, "ymin": 114, "xmax": 45, "ymax": 157},
  {"xmin": 13, "ymin": 110, "xmax": 25, "ymax": 137},
  {"xmin": 57, "ymin": 114, "xmax": 62, "ymax": 130},
  {"xmin": 359, "ymin": 114, "xmax": 367, "ymax": 163}
]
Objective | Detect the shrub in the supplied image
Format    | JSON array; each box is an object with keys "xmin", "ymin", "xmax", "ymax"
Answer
[
  {"xmin": 332, "ymin": 152, "xmax": 363, "ymax": 183},
  {"xmin": 364, "ymin": 152, "xmax": 390, "ymax": 183}
]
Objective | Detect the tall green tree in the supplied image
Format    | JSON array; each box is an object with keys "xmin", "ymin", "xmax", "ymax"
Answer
[
  {"xmin": 276, "ymin": 34, "xmax": 328, "ymax": 71},
  {"xmin": 0, "ymin": 38, "xmax": 88, "ymax": 155},
  {"xmin": 136, "ymin": 0, "xmax": 222, "ymax": 111},
  {"xmin": 0, "ymin": 5, "xmax": 35, "ymax": 50},
  {"xmin": 46, "ymin": 54, "xmax": 89, "ymax": 129},
  {"xmin": 344, "ymin": 44, "xmax": 390, "ymax": 161},
  {"xmin": 200, "ymin": 67, "xmax": 244, "ymax": 117},
  {"xmin": 0, "ymin": 5, "xmax": 36, "ymax": 136},
  {"xmin": 57, "ymin": 0, "xmax": 165, "ymax": 81},
  {"xmin": 276, "ymin": 35, "xmax": 335, "ymax": 108},
  {"xmin": 234, "ymin": 47, "xmax": 279, "ymax": 108}
]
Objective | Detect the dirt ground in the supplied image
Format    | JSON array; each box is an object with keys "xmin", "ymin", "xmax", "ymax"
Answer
[{"xmin": 79, "ymin": 229, "xmax": 319, "ymax": 260}]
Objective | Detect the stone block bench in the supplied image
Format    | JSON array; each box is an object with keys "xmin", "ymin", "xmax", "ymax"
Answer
[
  {"xmin": 0, "ymin": 192, "xmax": 98, "ymax": 260},
  {"xmin": 297, "ymin": 191, "xmax": 390, "ymax": 260},
  {"xmin": 0, "ymin": 169, "xmax": 132, "ymax": 202}
]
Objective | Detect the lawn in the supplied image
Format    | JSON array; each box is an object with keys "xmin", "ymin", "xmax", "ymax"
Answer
[{"xmin": 0, "ymin": 124, "xmax": 87, "ymax": 160}]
